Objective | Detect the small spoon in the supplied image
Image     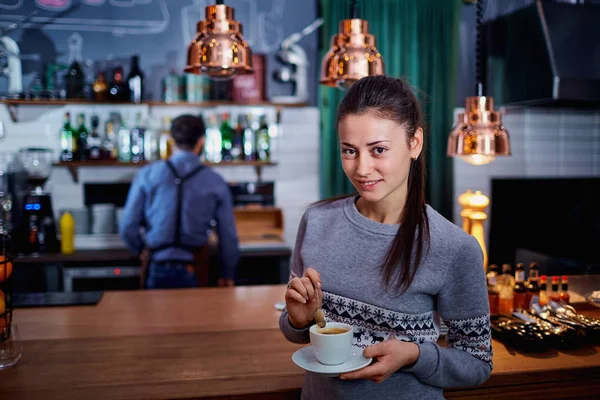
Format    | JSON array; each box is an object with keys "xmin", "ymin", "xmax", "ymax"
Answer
[{"xmin": 314, "ymin": 289, "xmax": 326, "ymax": 329}]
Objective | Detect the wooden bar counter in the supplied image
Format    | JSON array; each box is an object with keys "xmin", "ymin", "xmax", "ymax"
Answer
[{"xmin": 1, "ymin": 285, "xmax": 599, "ymax": 399}]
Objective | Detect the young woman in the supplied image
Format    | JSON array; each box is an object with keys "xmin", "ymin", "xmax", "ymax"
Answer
[{"xmin": 280, "ymin": 76, "xmax": 492, "ymax": 399}]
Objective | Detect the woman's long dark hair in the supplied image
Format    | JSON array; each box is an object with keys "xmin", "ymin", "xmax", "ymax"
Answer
[{"xmin": 337, "ymin": 76, "xmax": 430, "ymax": 292}]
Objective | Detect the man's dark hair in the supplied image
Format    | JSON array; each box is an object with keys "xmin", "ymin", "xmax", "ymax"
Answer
[{"xmin": 170, "ymin": 114, "xmax": 206, "ymax": 150}]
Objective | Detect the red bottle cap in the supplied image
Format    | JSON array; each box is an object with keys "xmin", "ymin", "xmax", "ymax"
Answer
[
  {"xmin": 540, "ymin": 275, "xmax": 547, "ymax": 283},
  {"xmin": 552, "ymin": 276, "xmax": 559, "ymax": 283},
  {"xmin": 562, "ymin": 275, "xmax": 569, "ymax": 282}
]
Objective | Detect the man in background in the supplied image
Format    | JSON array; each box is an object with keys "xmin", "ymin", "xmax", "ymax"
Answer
[{"xmin": 120, "ymin": 114, "xmax": 239, "ymax": 288}]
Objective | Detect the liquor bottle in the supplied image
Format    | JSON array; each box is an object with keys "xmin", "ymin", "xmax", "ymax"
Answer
[
  {"xmin": 159, "ymin": 116, "xmax": 174, "ymax": 160},
  {"xmin": 76, "ymin": 113, "xmax": 89, "ymax": 161},
  {"xmin": 231, "ymin": 115, "xmax": 244, "ymax": 161},
  {"xmin": 204, "ymin": 114, "xmax": 222, "ymax": 163},
  {"xmin": 256, "ymin": 115, "xmax": 271, "ymax": 162},
  {"xmin": 513, "ymin": 263, "xmax": 529, "ymax": 310},
  {"xmin": 88, "ymin": 115, "xmax": 103, "ymax": 160},
  {"xmin": 539, "ymin": 275, "xmax": 549, "ymax": 306},
  {"xmin": 130, "ymin": 113, "xmax": 145, "ymax": 163},
  {"xmin": 526, "ymin": 262, "xmax": 541, "ymax": 307},
  {"xmin": 127, "ymin": 55, "xmax": 144, "ymax": 103},
  {"xmin": 220, "ymin": 113, "xmax": 234, "ymax": 162},
  {"xmin": 117, "ymin": 118, "xmax": 132, "ymax": 163},
  {"xmin": 65, "ymin": 35, "xmax": 85, "ymax": 99},
  {"xmin": 486, "ymin": 263, "xmax": 499, "ymax": 314},
  {"xmin": 108, "ymin": 67, "xmax": 130, "ymax": 102},
  {"xmin": 550, "ymin": 276, "xmax": 561, "ymax": 303},
  {"xmin": 103, "ymin": 118, "xmax": 118, "ymax": 160},
  {"xmin": 92, "ymin": 72, "xmax": 108, "ymax": 101},
  {"xmin": 59, "ymin": 112, "xmax": 76, "ymax": 162},
  {"xmin": 143, "ymin": 115, "xmax": 160, "ymax": 162},
  {"xmin": 66, "ymin": 61, "xmax": 85, "ymax": 99},
  {"xmin": 559, "ymin": 275, "xmax": 570, "ymax": 304},
  {"xmin": 498, "ymin": 264, "xmax": 515, "ymax": 314},
  {"xmin": 243, "ymin": 113, "xmax": 256, "ymax": 161}
]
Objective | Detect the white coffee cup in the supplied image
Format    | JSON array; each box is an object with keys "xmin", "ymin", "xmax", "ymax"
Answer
[{"xmin": 309, "ymin": 322, "xmax": 353, "ymax": 365}]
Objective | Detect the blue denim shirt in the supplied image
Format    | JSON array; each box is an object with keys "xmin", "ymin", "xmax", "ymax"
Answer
[{"xmin": 119, "ymin": 151, "xmax": 239, "ymax": 280}]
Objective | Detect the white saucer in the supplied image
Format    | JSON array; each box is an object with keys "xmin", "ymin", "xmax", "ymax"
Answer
[{"xmin": 292, "ymin": 346, "xmax": 372, "ymax": 377}]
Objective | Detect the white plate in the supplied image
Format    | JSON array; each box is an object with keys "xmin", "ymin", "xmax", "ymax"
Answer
[{"xmin": 292, "ymin": 346, "xmax": 372, "ymax": 377}]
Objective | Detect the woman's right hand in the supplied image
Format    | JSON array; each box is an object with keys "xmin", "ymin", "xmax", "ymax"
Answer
[{"xmin": 285, "ymin": 267, "xmax": 323, "ymax": 329}]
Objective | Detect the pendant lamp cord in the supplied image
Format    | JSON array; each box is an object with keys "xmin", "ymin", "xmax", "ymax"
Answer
[
  {"xmin": 475, "ymin": 0, "xmax": 484, "ymax": 97},
  {"xmin": 351, "ymin": 0, "xmax": 358, "ymax": 19}
]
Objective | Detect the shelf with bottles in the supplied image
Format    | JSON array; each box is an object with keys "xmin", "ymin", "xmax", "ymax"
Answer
[
  {"xmin": 54, "ymin": 99, "xmax": 278, "ymax": 184},
  {"xmin": 1, "ymin": 99, "xmax": 307, "ymax": 123},
  {"xmin": 1, "ymin": 99, "xmax": 308, "ymax": 108},
  {"xmin": 53, "ymin": 160, "xmax": 277, "ymax": 183}
]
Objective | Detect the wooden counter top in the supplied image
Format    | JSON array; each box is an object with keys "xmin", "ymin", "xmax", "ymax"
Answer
[{"xmin": 2, "ymin": 285, "xmax": 600, "ymax": 399}]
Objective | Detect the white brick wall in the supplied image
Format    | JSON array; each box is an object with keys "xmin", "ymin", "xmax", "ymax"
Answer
[
  {"xmin": 0, "ymin": 104, "xmax": 320, "ymax": 249},
  {"xmin": 452, "ymin": 108, "xmax": 600, "ymax": 243}
]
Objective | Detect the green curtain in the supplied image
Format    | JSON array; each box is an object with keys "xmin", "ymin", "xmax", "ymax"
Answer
[{"xmin": 318, "ymin": 0, "xmax": 461, "ymax": 219}]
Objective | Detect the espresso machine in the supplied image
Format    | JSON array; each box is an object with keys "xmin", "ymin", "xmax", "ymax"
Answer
[{"xmin": 13, "ymin": 148, "xmax": 59, "ymax": 255}]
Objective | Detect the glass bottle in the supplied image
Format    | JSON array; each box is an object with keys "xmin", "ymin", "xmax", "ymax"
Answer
[
  {"xmin": 243, "ymin": 113, "xmax": 256, "ymax": 161},
  {"xmin": 109, "ymin": 67, "xmax": 130, "ymax": 102},
  {"xmin": 550, "ymin": 276, "xmax": 561, "ymax": 303},
  {"xmin": 143, "ymin": 115, "xmax": 160, "ymax": 162},
  {"xmin": 539, "ymin": 275, "xmax": 549, "ymax": 306},
  {"xmin": 498, "ymin": 264, "xmax": 515, "ymax": 315},
  {"xmin": 92, "ymin": 72, "xmax": 108, "ymax": 102},
  {"xmin": 256, "ymin": 114, "xmax": 271, "ymax": 162},
  {"xmin": 204, "ymin": 114, "xmax": 222, "ymax": 163},
  {"xmin": 59, "ymin": 112, "xmax": 76, "ymax": 162},
  {"xmin": 526, "ymin": 262, "xmax": 540, "ymax": 307},
  {"xmin": 76, "ymin": 113, "xmax": 89, "ymax": 161},
  {"xmin": 159, "ymin": 116, "xmax": 173, "ymax": 160},
  {"xmin": 231, "ymin": 115, "xmax": 244, "ymax": 161},
  {"xmin": 88, "ymin": 115, "xmax": 103, "ymax": 160},
  {"xmin": 220, "ymin": 112, "xmax": 234, "ymax": 162},
  {"xmin": 130, "ymin": 112, "xmax": 145, "ymax": 163},
  {"xmin": 127, "ymin": 55, "xmax": 144, "ymax": 103},
  {"xmin": 65, "ymin": 34, "xmax": 85, "ymax": 99},
  {"xmin": 117, "ymin": 118, "xmax": 132, "ymax": 163},
  {"xmin": 513, "ymin": 263, "xmax": 529, "ymax": 310},
  {"xmin": 559, "ymin": 275, "xmax": 570, "ymax": 304},
  {"xmin": 486, "ymin": 263, "xmax": 499, "ymax": 314},
  {"xmin": 103, "ymin": 118, "xmax": 118, "ymax": 161}
]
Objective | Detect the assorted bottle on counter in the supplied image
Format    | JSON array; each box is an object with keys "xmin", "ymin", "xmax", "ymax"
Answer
[
  {"xmin": 487, "ymin": 262, "xmax": 570, "ymax": 315},
  {"xmin": 59, "ymin": 111, "xmax": 274, "ymax": 164}
]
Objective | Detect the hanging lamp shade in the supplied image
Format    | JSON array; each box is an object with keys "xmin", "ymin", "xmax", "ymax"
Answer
[
  {"xmin": 447, "ymin": 0, "xmax": 510, "ymax": 165},
  {"xmin": 184, "ymin": 2, "xmax": 253, "ymax": 79},
  {"xmin": 320, "ymin": 18, "xmax": 384, "ymax": 89},
  {"xmin": 447, "ymin": 96, "xmax": 511, "ymax": 166}
]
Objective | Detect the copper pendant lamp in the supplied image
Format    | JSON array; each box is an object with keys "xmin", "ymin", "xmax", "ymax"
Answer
[
  {"xmin": 184, "ymin": 0, "xmax": 253, "ymax": 79},
  {"xmin": 320, "ymin": 0, "xmax": 384, "ymax": 89},
  {"xmin": 447, "ymin": 0, "xmax": 510, "ymax": 165}
]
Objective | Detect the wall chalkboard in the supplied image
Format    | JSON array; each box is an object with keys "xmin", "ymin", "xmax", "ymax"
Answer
[{"xmin": 0, "ymin": 0, "xmax": 319, "ymax": 104}]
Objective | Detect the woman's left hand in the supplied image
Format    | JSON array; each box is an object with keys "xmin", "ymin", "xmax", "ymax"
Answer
[{"xmin": 339, "ymin": 340, "xmax": 420, "ymax": 384}]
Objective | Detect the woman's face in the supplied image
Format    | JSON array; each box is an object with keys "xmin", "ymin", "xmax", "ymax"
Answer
[{"xmin": 338, "ymin": 112, "xmax": 423, "ymax": 205}]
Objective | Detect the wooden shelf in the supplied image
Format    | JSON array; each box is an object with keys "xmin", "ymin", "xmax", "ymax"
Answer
[
  {"xmin": 53, "ymin": 160, "xmax": 277, "ymax": 182},
  {"xmin": 2, "ymin": 99, "xmax": 308, "ymax": 108},
  {"xmin": 2, "ymin": 99, "xmax": 307, "ymax": 122}
]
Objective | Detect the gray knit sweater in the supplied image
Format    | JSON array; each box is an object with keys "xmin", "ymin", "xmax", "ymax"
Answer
[{"xmin": 280, "ymin": 196, "xmax": 492, "ymax": 399}]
